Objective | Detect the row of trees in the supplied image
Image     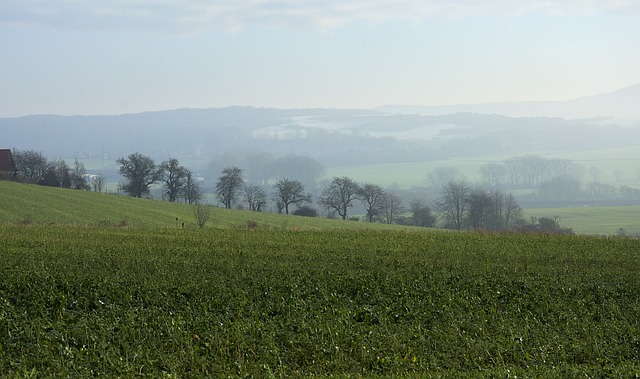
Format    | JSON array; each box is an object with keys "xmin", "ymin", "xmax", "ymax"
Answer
[
  {"xmin": 213, "ymin": 165, "xmax": 546, "ymax": 232},
  {"xmin": 435, "ymin": 181, "xmax": 523, "ymax": 231},
  {"xmin": 8, "ymin": 149, "xmax": 571, "ymax": 233},
  {"xmin": 215, "ymin": 167, "xmax": 313, "ymax": 215},
  {"xmin": 116, "ymin": 153, "xmax": 203, "ymax": 204},
  {"xmin": 10, "ymin": 149, "xmax": 99, "ymax": 191},
  {"xmin": 427, "ymin": 154, "xmax": 640, "ymax": 205},
  {"xmin": 208, "ymin": 152, "xmax": 325, "ymax": 189}
]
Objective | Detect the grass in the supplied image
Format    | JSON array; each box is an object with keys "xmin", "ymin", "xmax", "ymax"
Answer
[
  {"xmin": 524, "ymin": 206, "xmax": 640, "ymax": 235},
  {"xmin": 0, "ymin": 181, "xmax": 408, "ymax": 231},
  {"xmin": 3, "ymin": 180, "xmax": 640, "ymax": 235},
  {"xmin": 0, "ymin": 226, "xmax": 638, "ymax": 377}
]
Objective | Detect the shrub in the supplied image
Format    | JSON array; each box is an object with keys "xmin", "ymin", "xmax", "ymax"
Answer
[{"xmin": 293, "ymin": 206, "xmax": 318, "ymax": 217}]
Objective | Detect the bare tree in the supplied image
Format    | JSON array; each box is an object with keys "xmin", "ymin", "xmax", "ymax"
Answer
[
  {"xmin": 358, "ymin": 183, "xmax": 385, "ymax": 222},
  {"xmin": 159, "ymin": 158, "xmax": 188, "ymax": 202},
  {"xmin": 425, "ymin": 166, "xmax": 461, "ymax": 190},
  {"xmin": 42, "ymin": 159, "xmax": 71, "ymax": 188},
  {"xmin": 318, "ymin": 177, "xmax": 360, "ymax": 220},
  {"xmin": 519, "ymin": 155, "xmax": 547, "ymax": 187},
  {"xmin": 116, "ymin": 153, "xmax": 161, "ymax": 198},
  {"xmin": 216, "ymin": 166, "xmax": 244, "ymax": 209},
  {"xmin": 435, "ymin": 180, "xmax": 470, "ymax": 231},
  {"xmin": 479, "ymin": 163, "xmax": 506, "ymax": 189},
  {"xmin": 244, "ymin": 184, "xmax": 268, "ymax": 212},
  {"xmin": 272, "ymin": 154, "xmax": 325, "ymax": 190},
  {"xmin": 193, "ymin": 203, "xmax": 212, "ymax": 228},
  {"xmin": 500, "ymin": 192, "xmax": 523, "ymax": 230},
  {"xmin": 13, "ymin": 149, "xmax": 48, "ymax": 183},
  {"xmin": 504, "ymin": 157, "xmax": 523, "ymax": 187},
  {"xmin": 586, "ymin": 182, "xmax": 616, "ymax": 202},
  {"xmin": 182, "ymin": 171, "xmax": 203, "ymax": 205},
  {"xmin": 466, "ymin": 187, "xmax": 493, "ymax": 231},
  {"xmin": 538, "ymin": 176, "xmax": 582, "ymax": 201},
  {"xmin": 589, "ymin": 166, "xmax": 602, "ymax": 183},
  {"xmin": 273, "ymin": 179, "xmax": 311, "ymax": 214},
  {"xmin": 71, "ymin": 158, "xmax": 90, "ymax": 190},
  {"xmin": 91, "ymin": 174, "xmax": 106, "ymax": 193},
  {"xmin": 409, "ymin": 200, "xmax": 436, "ymax": 227},
  {"xmin": 380, "ymin": 192, "xmax": 404, "ymax": 224},
  {"xmin": 244, "ymin": 150, "xmax": 276, "ymax": 186}
]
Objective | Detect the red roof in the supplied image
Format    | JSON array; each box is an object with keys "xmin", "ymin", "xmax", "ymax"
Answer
[{"xmin": 0, "ymin": 149, "xmax": 16, "ymax": 173}]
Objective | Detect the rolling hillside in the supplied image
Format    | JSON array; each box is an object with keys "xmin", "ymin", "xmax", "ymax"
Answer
[{"xmin": 0, "ymin": 181, "xmax": 407, "ymax": 231}]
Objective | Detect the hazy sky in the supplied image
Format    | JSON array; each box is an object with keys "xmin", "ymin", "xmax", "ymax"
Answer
[{"xmin": 1, "ymin": 1, "xmax": 639, "ymax": 117}]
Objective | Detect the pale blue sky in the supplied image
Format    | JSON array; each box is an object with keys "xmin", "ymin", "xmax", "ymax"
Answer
[{"xmin": 1, "ymin": 1, "xmax": 639, "ymax": 117}]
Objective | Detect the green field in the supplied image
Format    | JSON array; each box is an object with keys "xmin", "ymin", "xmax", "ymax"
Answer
[
  {"xmin": 524, "ymin": 206, "xmax": 640, "ymax": 235},
  {"xmin": 1, "ymin": 181, "xmax": 639, "ymax": 376},
  {"xmin": 3, "ymin": 181, "xmax": 640, "ymax": 235},
  {"xmin": 326, "ymin": 146, "xmax": 640, "ymax": 189},
  {"xmin": 0, "ymin": 181, "xmax": 407, "ymax": 231},
  {"xmin": 1, "ymin": 225, "xmax": 639, "ymax": 377}
]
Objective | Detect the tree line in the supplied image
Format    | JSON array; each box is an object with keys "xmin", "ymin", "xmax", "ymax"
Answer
[
  {"xmin": 7, "ymin": 150, "xmax": 573, "ymax": 233},
  {"xmin": 10, "ymin": 149, "xmax": 96, "ymax": 191},
  {"xmin": 212, "ymin": 164, "xmax": 571, "ymax": 233},
  {"xmin": 430, "ymin": 154, "xmax": 640, "ymax": 205}
]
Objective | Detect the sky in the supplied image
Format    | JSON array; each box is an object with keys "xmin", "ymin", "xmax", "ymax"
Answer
[{"xmin": 1, "ymin": 0, "xmax": 639, "ymax": 117}]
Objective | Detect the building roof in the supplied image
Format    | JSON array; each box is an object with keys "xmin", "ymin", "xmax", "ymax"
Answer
[{"xmin": 0, "ymin": 149, "xmax": 16, "ymax": 173}]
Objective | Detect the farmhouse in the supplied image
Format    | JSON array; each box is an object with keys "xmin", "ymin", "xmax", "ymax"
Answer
[{"xmin": 0, "ymin": 149, "xmax": 16, "ymax": 180}]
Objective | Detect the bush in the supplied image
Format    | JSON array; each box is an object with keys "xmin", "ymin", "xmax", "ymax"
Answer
[
  {"xmin": 293, "ymin": 206, "xmax": 318, "ymax": 217},
  {"xmin": 516, "ymin": 216, "xmax": 574, "ymax": 235}
]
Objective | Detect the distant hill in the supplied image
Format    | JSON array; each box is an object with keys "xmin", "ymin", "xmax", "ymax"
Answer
[
  {"xmin": 2, "ymin": 84, "xmax": 640, "ymax": 172},
  {"xmin": 376, "ymin": 83, "xmax": 640, "ymax": 120}
]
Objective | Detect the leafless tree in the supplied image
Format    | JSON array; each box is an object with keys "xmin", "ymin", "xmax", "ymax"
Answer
[
  {"xmin": 358, "ymin": 183, "xmax": 385, "ymax": 222},
  {"xmin": 466, "ymin": 187, "xmax": 493, "ymax": 231},
  {"xmin": 71, "ymin": 158, "xmax": 90, "ymax": 190},
  {"xmin": 479, "ymin": 163, "xmax": 506, "ymax": 188},
  {"xmin": 91, "ymin": 174, "xmax": 106, "ymax": 193},
  {"xmin": 13, "ymin": 149, "xmax": 48, "ymax": 183},
  {"xmin": 182, "ymin": 171, "xmax": 203, "ymax": 205},
  {"xmin": 435, "ymin": 180, "xmax": 470, "ymax": 231},
  {"xmin": 193, "ymin": 203, "xmax": 212, "ymax": 228},
  {"xmin": 589, "ymin": 166, "xmax": 602, "ymax": 183},
  {"xmin": 159, "ymin": 158, "xmax": 188, "ymax": 202},
  {"xmin": 116, "ymin": 153, "xmax": 161, "ymax": 198},
  {"xmin": 425, "ymin": 166, "xmax": 461, "ymax": 190},
  {"xmin": 273, "ymin": 179, "xmax": 311, "ymax": 214},
  {"xmin": 538, "ymin": 176, "xmax": 582, "ymax": 201},
  {"xmin": 216, "ymin": 166, "xmax": 244, "ymax": 209},
  {"xmin": 380, "ymin": 192, "xmax": 404, "ymax": 224},
  {"xmin": 499, "ymin": 192, "xmax": 523, "ymax": 230},
  {"xmin": 318, "ymin": 177, "xmax": 360, "ymax": 220},
  {"xmin": 244, "ymin": 184, "xmax": 268, "ymax": 212},
  {"xmin": 586, "ymin": 182, "xmax": 616, "ymax": 202},
  {"xmin": 272, "ymin": 154, "xmax": 325, "ymax": 190},
  {"xmin": 409, "ymin": 200, "xmax": 436, "ymax": 227}
]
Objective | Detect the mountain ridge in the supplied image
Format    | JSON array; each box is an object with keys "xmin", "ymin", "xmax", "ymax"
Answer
[{"xmin": 375, "ymin": 83, "xmax": 640, "ymax": 119}]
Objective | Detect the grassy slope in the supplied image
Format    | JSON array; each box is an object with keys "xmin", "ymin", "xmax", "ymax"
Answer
[
  {"xmin": 2, "ymin": 181, "xmax": 639, "ymax": 234},
  {"xmin": 0, "ymin": 181, "xmax": 408, "ymax": 231}
]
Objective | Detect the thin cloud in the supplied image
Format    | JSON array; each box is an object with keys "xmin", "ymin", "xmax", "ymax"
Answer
[{"xmin": 1, "ymin": 0, "xmax": 637, "ymax": 32}]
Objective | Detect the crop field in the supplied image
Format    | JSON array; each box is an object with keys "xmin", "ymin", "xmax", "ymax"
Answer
[{"xmin": 1, "ymin": 225, "xmax": 639, "ymax": 377}]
